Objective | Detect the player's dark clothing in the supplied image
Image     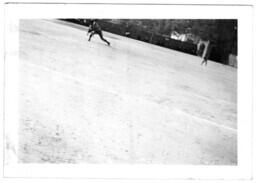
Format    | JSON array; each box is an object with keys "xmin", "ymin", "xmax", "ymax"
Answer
[
  {"xmin": 89, "ymin": 22, "xmax": 101, "ymax": 33},
  {"xmin": 87, "ymin": 21, "xmax": 110, "ymax": 46}
]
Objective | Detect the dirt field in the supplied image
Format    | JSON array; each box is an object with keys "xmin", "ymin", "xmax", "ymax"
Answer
[{"xmin": 18, "ymin": 19, "xmax": 237, "ymax": 164}]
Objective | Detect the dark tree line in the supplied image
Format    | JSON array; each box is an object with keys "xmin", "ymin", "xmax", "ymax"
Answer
[
  {"xmin": 115, "ymin": 19, "xmax": 237, "ymax": 63},
  {"xmin": 63, "ymin": 18, "xmax": 237, "ymax": 64},
  {"xmin": 117, "ymin": 19, "xmax": 236, "ymax": 44}
]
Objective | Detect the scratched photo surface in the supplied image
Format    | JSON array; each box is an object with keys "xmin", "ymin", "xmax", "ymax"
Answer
[{"xmin": 18, "ymin": 19, "xmax": 237, "ymax": 164}]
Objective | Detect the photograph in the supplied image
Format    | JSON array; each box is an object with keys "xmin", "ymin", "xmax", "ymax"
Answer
[
  {"xmin": 2, "ymin": 2, "xmax": 254, "ymax": 181},
  {"xmin": 18, "ymin": 18, "xmax": 237, "ymax": 165}
]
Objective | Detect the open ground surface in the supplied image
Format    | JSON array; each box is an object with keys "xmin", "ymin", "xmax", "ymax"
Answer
[{"xmin": 18, "ymin": 19, "xmax": 237, "ymax": 164}]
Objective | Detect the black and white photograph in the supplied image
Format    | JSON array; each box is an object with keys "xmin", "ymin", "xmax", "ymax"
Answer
[
  {"xmin": 2, "ymin": 1, "xmax": 255, "ymax": 181},
  {"xmin": 18, "ymin": 18, "xmax": 237, "ymax": 165}
]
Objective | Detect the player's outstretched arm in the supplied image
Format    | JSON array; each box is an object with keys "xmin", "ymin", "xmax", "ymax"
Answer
[{"xmin": 87, "ymin": 24, "xmax": 93, "ymax": 35}]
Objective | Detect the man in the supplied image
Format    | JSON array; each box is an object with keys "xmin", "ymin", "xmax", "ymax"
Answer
[
  {"xmin": 201, "ymin": 42, "xmax": 212, "ymax": 66},
  {"xmin": 87, "ymin": 20, "xmax": 110, "ymax": 46}
]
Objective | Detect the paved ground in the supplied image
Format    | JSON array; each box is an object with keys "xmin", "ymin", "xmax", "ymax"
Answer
[{"xmin": 18, "ymin": 19, "xmax": 237, "ymax": 164}]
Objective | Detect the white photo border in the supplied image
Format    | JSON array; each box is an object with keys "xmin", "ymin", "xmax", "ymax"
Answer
[{"xmin": 2, "ymin": 2, "xmax": 254, "ymax": 180}]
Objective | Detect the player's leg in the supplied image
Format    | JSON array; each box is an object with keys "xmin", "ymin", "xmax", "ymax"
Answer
[
  {"xmin": 204, "ymin": 57, "xmax": 208, "ymax": 66},
  {"xmin": 203, "ymin": 58, "xmax": 208, "ymax": 66},
  {"xmin": 98, "ymin": 31, "xmax": 110, "ymax": 45},
  {"xmin": 87, "ymin": 29, "xmax": 92, "ymax": 36},
  {"xmin": 201, "ymin": 58, "xmax": 207, "ymax": 65},
  {"xmin": 87, "ymin": 27, "xmax": 92, "ymax": 36},
  {"xmin": 88, "ymin": 32, "xmax": 96, "ymax": 41}
]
